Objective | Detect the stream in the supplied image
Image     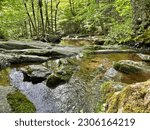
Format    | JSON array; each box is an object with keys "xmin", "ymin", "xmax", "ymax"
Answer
[{"xmin": 0, "ymin": 41, "xmax": 150, "ymax": 113}]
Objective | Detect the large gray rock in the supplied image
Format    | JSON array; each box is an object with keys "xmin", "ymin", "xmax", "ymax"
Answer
[
  {"xmin": 21, "ymin": 65, "xmax": 51, "ymax": 84},
  {"xmin": 114, "ymin": 60, "xmax": 150, "ymax": 74},
  {"xmin": 0, "ymin": 53, "xmax": 49, "ymax": 70},
  {"xmin": 0, "ymin": 42, "xmax": 38, "ymax": 50}
]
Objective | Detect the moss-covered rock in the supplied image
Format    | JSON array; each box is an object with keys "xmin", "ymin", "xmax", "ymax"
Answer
[
  {"xmin": 46, "ymin": 74, "xmax": 66, "ymax": 88},
  {"xmin": 98, "ymin": 81, "xmax": 125, "ymax": 112},
  {"xmin": 45, "ymin": 57, "xmax": 78, "ymax": 88},
  {"xmin": 104, "ymin": 80, "xmax": 150, "ymax": 113},
  {"xmin": 114, "ymin": 60, "xmax": 150, "ymax": 74},
  {"xmin": 7, "ymin": 90, "xmax": 36, "ymax": 113}
]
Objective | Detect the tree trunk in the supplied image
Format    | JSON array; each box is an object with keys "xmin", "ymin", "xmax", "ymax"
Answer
[
  {"xmin": 38, "ymin": 0, "xmax": 45, "ymax": 37},
  {"xmin": 50, "ymin": 0, "xmax": 54, "ymax": 33},
  {"xmin": 54, "ymin": 0, "xmax": 60, "ymax": 33},
  {"xmin": 45, "ymin": 0, "xmax": 50, "ymax": 32},
  {"xmin": 131, "ymin": 0, "xmax": 150, "ymax": 35},
  {"xmin": 23, "ymin": 0, "xmax": 35, "ymax": 32},
  {"xmin": 31, "ymin": 0, "xmax": 37, "ymax": 35}
]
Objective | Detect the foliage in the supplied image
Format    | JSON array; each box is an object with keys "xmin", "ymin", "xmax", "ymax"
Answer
[
  {"xmin": 0, "ymin": 0, "xmax": 26, "ymax": 38},
  {"xmin": 0, "ymin": 0, "xmax": 149, "ymax": 45}
]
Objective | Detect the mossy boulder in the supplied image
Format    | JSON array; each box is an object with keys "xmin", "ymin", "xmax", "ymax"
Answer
[
  {"xmin": 46, "ymin": 74, "xmax": 66, "ymax": 89},
  {"xmin": 100, "ymin": 81, "xmax": 125, "ymax": 103},
  {"xmin": 45, "ymin": 57, "xmax": 78, "ymax": 88},
  {"xmin": 7, "ymin": 90, "xmax": 36, "ymax": 113},
  {"xmin": 98, "ymin": 81, "xmax": 125, "ymax": 112},
  {"xmin": 106, "ymin": 80, "xmax": 150, "ymax": 113},
  {"xmin": 114, "ymin": 60, "xmax": 150, "ymax": 74}
]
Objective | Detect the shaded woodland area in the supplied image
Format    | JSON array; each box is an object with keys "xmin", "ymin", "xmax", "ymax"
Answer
[{"xmin": 0, "ymin": 0, "xmax": 150, "ymax": 45}]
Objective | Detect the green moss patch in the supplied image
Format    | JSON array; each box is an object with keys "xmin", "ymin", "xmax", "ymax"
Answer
[
  {"xmin": 102, "ymin": 80, "xmax": 150, "ymax": 113},
  {"xmin": 7, "ymin": 90, "xmax": 36, "ymax": 113}
]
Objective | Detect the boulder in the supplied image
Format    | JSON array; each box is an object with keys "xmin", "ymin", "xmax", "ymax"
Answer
[
  {"xmin": 113, "ymin": 60, "xmax": 150, "ymax": 74},
  {"xmin": 0, "ymin": 42, "xmax": 38, "ymax": 50},
  {"xmin": 106, "ymin": 80, "xmax": 150, "ymax": 113},
  {"xmin": 21, "ymin": 65, "xmax": 51, "ymax": 84},
  {"xmin": 46, "ymin": 74, "xmax": 66, "ymax": 89},
  {"xmin": 137, "ymin": 53, "xmax": 150, "ymax": 62}
]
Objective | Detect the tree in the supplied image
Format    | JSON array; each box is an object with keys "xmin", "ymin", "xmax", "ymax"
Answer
[{"xmin": 131, "ymin": 0, "xmax": 150, "ymax": 35}]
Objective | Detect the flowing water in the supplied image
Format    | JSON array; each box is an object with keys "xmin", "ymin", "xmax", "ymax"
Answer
[{"xmin": 0, "ymin": 51, "xmax": 150, "ymax": 113}]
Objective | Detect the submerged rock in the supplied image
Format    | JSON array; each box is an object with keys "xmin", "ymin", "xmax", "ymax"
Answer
[{"xmin": 114, "ymin": 60, "xmax": 150, "ymax": 74}]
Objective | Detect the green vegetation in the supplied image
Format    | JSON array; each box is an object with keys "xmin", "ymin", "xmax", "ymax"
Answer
[
  {"xmin": 0, "ymin": 0, "xmax": 149, "ymax": 45},
  {"xmin": 99, "ymin": 80, "xmax": 150, "ymax": 113},
  {"xmin": 109, "ymin": 80, "xmax": 150, "ymax": 113},
  {"xmin": 7, "ymin": 90, "xmax": 36, "ymax": 113}
]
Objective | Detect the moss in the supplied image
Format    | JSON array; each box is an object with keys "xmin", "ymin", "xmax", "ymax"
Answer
[
  {"xmin": 46, "ymin": 74, "xmax": 66, "ymax": 88},
  {"xmin": 7, "ymin": 90, "xmax": 36, "ymax": 113},
  {"xmin": 107, "ymin": 92, "xmax": 120, "ymax": 113},
  {"xmin": 114, "ymin": 62, "xmax": 141, "ymax": 74},
  {"xmin": 100, "ymin": 81, "xmax": 116, "ymax": 102},
  {"xmin": 105, "ymin": 80, "xmax": 150, "ymax": 113}
]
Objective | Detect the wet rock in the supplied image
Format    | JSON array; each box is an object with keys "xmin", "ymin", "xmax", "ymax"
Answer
[
  {"xmin": 0, "ymin": 40, "xmax": 53, "ymax": 50},
  {"xmin": 103, "ymin": 68, "xmax": 122, "ymax": 82},
  {"xmin": 106, "ymin": 80, "xmax": 150, "ymax": 113},
  {"xmin": 0, "ymin": 42, "xmax": 38, "ymax": 50},
  {"xmin": 21, "ymin": 65, "xmax": 51, "ymax": 84},
  {"xmin": 11, "ymin": 55, "xmax": 49, "ymax": 64},
  {"xmin": 46, "ymin": 74, "xmax": 66, "ymax": 89},
  {"xmin": 92, "ymin": 49, "xmax": 137, "ymax": 54},
  {"xmin": 0, "ymin": 53, "xmax": 49, "ymax": 69},
  {"xmin": 0, "ymin": 86, "xmax": 15, "ymax": 113},
  {"xmin": 0, "ymin": 57, "xmax": 10, "ymax": 70},
  {"xmin": 105, "ymin": 68, "xmax": 119, "ymax": 78},
  {"xmin": 137, "ymin": 53, "xmax": 150, "ymax": 62},
  {"xmin": 114, "ymin": 60, "xmax": 150, "ymax": 74}
]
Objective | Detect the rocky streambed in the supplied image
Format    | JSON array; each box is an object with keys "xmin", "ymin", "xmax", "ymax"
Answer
[{"xmin": 0, "ymin": 40, "xmax": 150, "ymax": 113}]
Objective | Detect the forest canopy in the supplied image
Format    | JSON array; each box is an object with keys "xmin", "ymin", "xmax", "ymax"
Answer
[{"xmin": 0, "ymin": 0, "xmax": 150, "ymax": 45}]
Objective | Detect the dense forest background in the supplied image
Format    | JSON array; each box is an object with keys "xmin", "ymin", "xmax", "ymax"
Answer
[{"xmin": 0, "ymin": 0, "xmax": 150, "ymax": 45}]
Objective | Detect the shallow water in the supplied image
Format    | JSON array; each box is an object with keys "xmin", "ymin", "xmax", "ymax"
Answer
[{"xmin": 0, "ymin": 52, "xmax": 150, "ymax": 112}]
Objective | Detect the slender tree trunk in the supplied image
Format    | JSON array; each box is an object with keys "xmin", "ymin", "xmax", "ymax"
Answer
[
  {"xmin": 69, "ymin": 0, "xmax": 76, "ymax": 16},
  {"xmin": 23, "ymin": 0, "xmax": 35, "ymax": 32},
  {"xmin": 45, "ymin": 0, "xmax": 50, "ymax": 32},
  {"xmin": 54, "ymin": 0, "xmax": 60, "ymax": 33},
  {"xmin": 38, "ymin": 0, "xmax": 45, "ymax": 37},
  {"xmin": 31, "ymin": 0, "xmax": 37, "ymax": 35},
  {"xmin": 29, "ymin": 19, "xmax": 33, "ymax": 37},
  {"xmin": 50, "ymin": 0, "xmax": 54, "ymax": 33}
]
